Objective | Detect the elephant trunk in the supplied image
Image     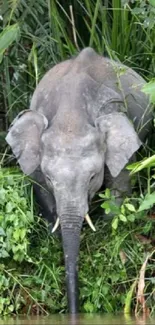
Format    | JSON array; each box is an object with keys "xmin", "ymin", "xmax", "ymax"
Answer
[{"xmin": 60, "ymin": 213, "xmax": 83, "ymax": 314}]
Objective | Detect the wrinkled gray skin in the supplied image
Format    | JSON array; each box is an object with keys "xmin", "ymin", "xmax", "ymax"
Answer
[{"xmin": 6, "ymin": 48, "xmax": 152, "ymax": 314}]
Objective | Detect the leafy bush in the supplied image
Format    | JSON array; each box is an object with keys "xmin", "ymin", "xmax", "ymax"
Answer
[
  {"xmin": 0, "ymin": 168, "xmax": 65, "ymax": 315},
  {"xmin": 0, "ymin": 168, "xmax": 154, "ymax": 315},
  {"xmin": 0, "ymin": 168, "xmax": 34, "ymax": 262}
]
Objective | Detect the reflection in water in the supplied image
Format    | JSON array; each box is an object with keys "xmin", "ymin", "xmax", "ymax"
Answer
[{"xmin": 0, "ymin": 314, "xmax": 155, "ymax": 325}]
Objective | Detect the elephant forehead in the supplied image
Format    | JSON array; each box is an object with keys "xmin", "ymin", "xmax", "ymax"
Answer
[
  {"xmin": 52, "ymin": 109, "xmax": 86, "ymax": 138},
  {"xmin": 41, "ymin": 150, "xmax": 103, "ymax": 178},
  {"xmin": 41, "ymin": 127, "xmax": 100, "ymax": 155}
]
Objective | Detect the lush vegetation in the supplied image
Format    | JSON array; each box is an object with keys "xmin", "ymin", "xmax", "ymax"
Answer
[{"xmin": 0, "ymin": 0, "xmax": 155, "ymax": 316}]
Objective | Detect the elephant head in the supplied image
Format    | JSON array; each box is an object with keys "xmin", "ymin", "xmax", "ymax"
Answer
[{"xmin": 5, "ymin": 48, "xmax": 143, "ymax": 313}]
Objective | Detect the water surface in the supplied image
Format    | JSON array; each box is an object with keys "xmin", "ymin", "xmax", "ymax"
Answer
[{"xmin": 1, "ymin": 314, "xmax": 154, "ymax": 325}]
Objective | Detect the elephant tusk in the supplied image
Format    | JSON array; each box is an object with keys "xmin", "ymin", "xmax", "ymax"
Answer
[
  {"xmin": 85, "ymin": 214, "xmax": 96, "ymax": 232},
  {"xmin": 51, "ymin": 217, "xmax": 60, "ymax": 233}
]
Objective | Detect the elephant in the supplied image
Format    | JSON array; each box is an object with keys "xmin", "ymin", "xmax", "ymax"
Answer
[{"xmin": 6, "ymin": 47, "xmax": 152, "ymax": 314}]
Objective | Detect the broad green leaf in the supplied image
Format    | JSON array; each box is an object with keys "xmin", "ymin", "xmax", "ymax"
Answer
[
  {"xmin": 13, "ymin": 229, "xmax": 20, "ymax": 241},
  {"xmin": 101, "ymin": 201, "xmax": 110, "ymax": 210},
  {"xmin": 0, "ymin": 24, "xmax": 20, "ymax": 63},
  {"xmin": 5, "ymin": 202, "xmax": 15, "ymax": 213},
  {"xmin": 119, "ymin": 214, "xmax": 127, "ymax": 222},
  {"xmin": 105, "ymin": 207, "xmax": 111, "ymax": 214},
  {"xmin": 127, "ymin": 214, "xmax": 135, "ymax": 222},
  {"xmin": 99, "ymin": 193, "xmax": 106, "ymax": 198},
  {"xmin": 84, "ymin": 301, "xmax": 94, "ymax": 313},
  {"xmin": 8, "ymin": 305, "xmax": 14, "ymax": 312},
  {"xmin": 125, "ymin": 204, "xmax": 136, "ymax": 212},
  {"xmin": 138, "ymin": 192, "xmax": 155, "ymax": 212},
  {"xmin": 112, "ymin": 217, "xmax": 119, "ymax": 230},
  {"xmin": 0, "ymin": 227, "xmax": 5, "ymax": 236},
  {"xmin": 99, "ymin": 189, "xmax": 111, "ymax": 199},
  {"xmin": 143, "ymin": 221, "xmax": 152, "ymax": 234},
  {"xmin": 149, "ymin": 0, "xmax": 155, "ymax": 7},
  {"xmin": 105, "ymin": 188, "xmax": 111, "ymax": 198},
  {"xmin": 127, "ymin": 155, "xmax": 155, "ymax": 174},
  {"xmin": 14, "ymin": 252, "xmax": 24, "ymax": 262},
  {"xmin": 142, "ymin": 80, "xmax": 155, "ymax": 104},
  {"xmin": 102, "ymin": 284, "xmax": 110, "ymax": 295},
  {"xmin": 6, "ymin": 213, "xmax": 17, "ymax": 222},
  {"xmin": 0, "ymin": 249, "xmax": 9, "ymax": 258},
  {"xmin": 20, "ymin": 228, "xmax": 26, "ymax": 240},
  {"xmin": 26, "ymin": 211, "xmax": 34, "ymax": 222},
  {"xmin": 0, "ymin": 188, "xmax": 6, "ymax": 203},
  {"xmin": 121, "ymin": 205, "xmax": 125, "ymax": 214}
]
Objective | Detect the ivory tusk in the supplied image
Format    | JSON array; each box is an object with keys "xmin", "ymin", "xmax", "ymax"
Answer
[
  {"xmin": 85, "ymin": 214, "xmax": 96, "ymax": 232},
  {"xmin": 51, "ymin": 217, "xmax": 60, "ymax": 233}
]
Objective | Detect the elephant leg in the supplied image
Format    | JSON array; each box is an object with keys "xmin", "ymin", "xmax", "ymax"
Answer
[{"xmin": 31, "ymin": 168, "xmax": 57, "ymax": 232}]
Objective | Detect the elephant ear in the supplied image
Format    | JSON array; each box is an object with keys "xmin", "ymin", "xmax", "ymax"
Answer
[
  {"xmin": 96, "ymin": 112, "xmax": 141, "ymax": 178},
  {"xmin": 5, "ymin": 110, "xmax": 48, "ymax": 175}
]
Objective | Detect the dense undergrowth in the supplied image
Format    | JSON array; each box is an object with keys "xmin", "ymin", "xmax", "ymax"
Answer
[
  {"xmin": 0, "ymin": 0, "xmax": 155, "ymax": 316},
  {"xmin": 0, "ymin": 167, "xmax": 154, "ymax": 315}
]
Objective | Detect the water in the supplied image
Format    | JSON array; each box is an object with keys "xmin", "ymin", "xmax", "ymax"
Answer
[{"xmin": 0, "ymin": 314, "xmax": 155, "ymax": 325}]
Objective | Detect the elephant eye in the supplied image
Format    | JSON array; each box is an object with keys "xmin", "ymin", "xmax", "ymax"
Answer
[
  {"xmin": 46, "ymin": 175, "xmax": 51, "ymax": 182},
  {"xmin": 90, "ymin": 174, "xmax": 95, "ymax": 182}
]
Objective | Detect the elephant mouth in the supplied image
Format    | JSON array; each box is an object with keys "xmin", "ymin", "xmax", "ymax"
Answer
[{"xmin": 51, "ymin": 213, "xmax": 96, "ymax": 233}]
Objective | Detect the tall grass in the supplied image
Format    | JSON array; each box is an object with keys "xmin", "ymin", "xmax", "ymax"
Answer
[{"xmin": 0, "ymin": 0, "xmax": 155, "ymax": 132}]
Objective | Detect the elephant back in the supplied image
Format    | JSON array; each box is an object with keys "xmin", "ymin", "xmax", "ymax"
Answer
[{"xmin": 81, "ymin": 52, "xmax": 152, "ymax": 140}]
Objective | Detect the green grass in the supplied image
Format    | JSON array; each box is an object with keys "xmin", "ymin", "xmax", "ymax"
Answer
[{"xmin": 0, "ymin": 167, "xmax": 154, "ymax": 315}]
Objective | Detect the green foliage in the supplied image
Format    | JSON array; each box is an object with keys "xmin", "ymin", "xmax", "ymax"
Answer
[
  {"xmin": 142, "ymin": 80, "xmax": 155, "ymax": 104},
  {"xmin": 98, "ymin": 187, "xmax": 155, "ymax": 315},
  {"xmin": 138, "ymin": 192, "xmax": 155, "ymax": 212},
  {"xmin": 127, "ymin": 155, "xmax": 155, "ymax": 174},
  {"xmin": 0, "ymin": 168, "xmax": 154, "ymax": 315},
  {"xmin": 0, "ymin": 24, "xmax": 20, "ymax": 63},
  {"xmin": 80, "ymin": 208, "xmax": 155, "ymax": 314},
  {"xmin": 0, "ymin": 167, "xmax": 65, "ymax": 315},
  {"xmin": 0, "ymin": 168, "xmax": 34, "ymax": 262},
  {"xmin": 99, "ymin": 189, "xmax": 155, "ymax": 231}
]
